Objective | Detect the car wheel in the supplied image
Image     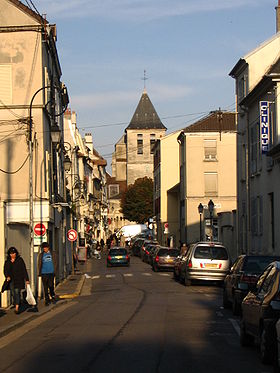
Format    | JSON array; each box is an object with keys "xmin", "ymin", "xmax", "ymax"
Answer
[
  {"xmin": 184, "ymin": 272, "xmax": 191, "ymax": 286},
  {"xmin": 240, "ymin": 319, "xmax": 254, "ymax": 347},
  {"xmin": 232, "ymin": 294, "xmax": 241, "ymax": 316},
  {"xmin": 222, "ymin": 288, "xmax": 231, "ymax": 309},
  {"xmin": 260, "ymin": 325, "xmax": 276, "ymax": 364}
]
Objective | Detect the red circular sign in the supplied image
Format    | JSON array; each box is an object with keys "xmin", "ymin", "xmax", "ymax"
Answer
[
  {"xmin": 67, "ymin": 229, "xmax": 78, "ymax": 242},
  {"xmin": 34, "ymin": 223, "xmax": 46, "ymax": 236}
]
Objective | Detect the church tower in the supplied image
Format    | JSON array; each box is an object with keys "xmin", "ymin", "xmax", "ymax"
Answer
[{"xmin": 125, "ymin": 89, "xmax": 166, "ymax": 185}]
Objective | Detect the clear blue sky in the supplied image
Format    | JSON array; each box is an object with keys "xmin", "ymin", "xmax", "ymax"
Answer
[{"xmin": 34, "ymin": 0, "xmax": 277, "ymax": 170}]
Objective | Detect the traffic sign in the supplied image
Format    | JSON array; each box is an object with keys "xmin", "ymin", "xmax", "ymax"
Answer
[
  {"xmin": 67, "ymin": 229, "xmax": 78, "ymax": 242},
  {"xmin": 34, "ymin": 223, "xmax": 46, "ymax": 236}
]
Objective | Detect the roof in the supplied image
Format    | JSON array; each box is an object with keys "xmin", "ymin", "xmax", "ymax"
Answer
[
  {"xmin": 8, "ymin": 0, "xmax": 48, "ymax": 23},
  {"xmin": 126, "ymin": 90, "xmax": 166, "ymax": 130},
  {"xmin": 183, "ymin": 111, "xmax": 236, "ymax": 133}
]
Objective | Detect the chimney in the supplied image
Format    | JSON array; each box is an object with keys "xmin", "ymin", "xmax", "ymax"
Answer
[{"xmin": 276, "ymin": 0, "xmax": 280, "ymax": 33}]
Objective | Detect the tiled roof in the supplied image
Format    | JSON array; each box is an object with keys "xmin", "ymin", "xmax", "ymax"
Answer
[
  {"xmin": 126, "ymin": 90, "xmax": 166, "ymax": 130},
  {"xmin": 183, "ymin": 111, "xmax": 236, "ymax": 133}
]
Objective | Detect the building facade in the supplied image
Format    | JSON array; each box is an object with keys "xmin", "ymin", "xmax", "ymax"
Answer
[
  {"xmin": 154, "ymin": 131, "xmax": 180, "ymax": 247},
  {"xmin": 177, "ymin": 111, "xmax": 237, "ymax": 258},
  {"xmin": 229, "ymin": 5, "xmax": 280, "ymax": 256}
]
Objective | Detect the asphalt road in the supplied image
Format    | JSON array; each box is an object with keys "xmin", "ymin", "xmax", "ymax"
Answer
[{"xmin": 0, "ymin": 254, "xmax": 274, "ymax": 373}]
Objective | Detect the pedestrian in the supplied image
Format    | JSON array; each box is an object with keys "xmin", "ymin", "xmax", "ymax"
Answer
[
  {"xmin": 38, "ymin": 242, "xmax": 58, "ymax": 306},
  {"xmin": 3, "ymin": 247, "xmax": 30, "ymax": 314}
]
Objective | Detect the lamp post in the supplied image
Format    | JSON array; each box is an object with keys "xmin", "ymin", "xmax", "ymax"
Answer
[
  {"xmin": 197, "ymin": 203, "xmax": 204, "ymax": 241},
  {"xmin": 208, "ymin": 199, "xmax": 214, "ymax": 241},
  {"xmin": 29, "ymin": 84, "xmax": 68, "ymax": 292}
]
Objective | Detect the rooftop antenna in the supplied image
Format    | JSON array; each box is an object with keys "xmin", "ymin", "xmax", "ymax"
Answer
[{"xmin": 141, "ymin": 70, "xmax": 148, "ymax": 92}]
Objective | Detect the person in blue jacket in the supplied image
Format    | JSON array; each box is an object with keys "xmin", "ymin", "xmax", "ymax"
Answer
[{"xmin": 38, "ymin": 242, "xmax": 58, "ymax": 306}]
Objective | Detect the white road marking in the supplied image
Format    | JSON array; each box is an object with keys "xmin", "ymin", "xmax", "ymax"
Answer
[
  {"xmin": 91, "ymin": 275, "xmax": 100, "ymax": 279},
  {"xmin": 106, "ymin": 274, "xmax": 116, "ymax": 278},
  {"xmin": 123, "ymin": 274, "xmax": 133, "ymax": 277},
  {"xmin": 159, "ymin": 273, "xmax": 171, "ymax": 277},
  {"xmin": 142, "ymin": 273, "xmax": 152, "ymax": 276},
  {"xmin": 84, "ymin": 273, "xmax": 91, "ymax": 279},
  {"xmin": 229, "ymin": 318, "xmax": 240, "ymax": 336}
]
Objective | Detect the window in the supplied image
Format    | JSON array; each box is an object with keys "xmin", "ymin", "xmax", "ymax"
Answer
[
  {"xmin": 150, "ymin": 134, "xmax": 156, "ymax": 154},
  {"xmin": 204, "ymin": 139, "xmax": 217, "ymax": 160},
  {"xmin": 109, "ymin": 184, "xmax": 119, "ymax": 198},
  {"xmin": 204, "ymin": 173, "xmax": 218, "ymax": 196},
  {"xmin": 251, "ymin": 196, "xmax": 263, "ymax": 236},
  {"xmin": 137, "ymin": 134, "xmax": 143, "ymax": 154}
]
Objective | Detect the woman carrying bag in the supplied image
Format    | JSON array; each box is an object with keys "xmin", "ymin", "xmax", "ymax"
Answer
[{"xmin": 3, "ymin": 247, "xmax": 30, "ymax": 314}]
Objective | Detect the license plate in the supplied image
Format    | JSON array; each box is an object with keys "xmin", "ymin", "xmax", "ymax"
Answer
[
  {"xmin": 205, "ymin": 263, "xmax": 218, "ymax": 268},
  {"xmin": 115, "ymin": 256, "xmax": 123, "ymax": 259}
]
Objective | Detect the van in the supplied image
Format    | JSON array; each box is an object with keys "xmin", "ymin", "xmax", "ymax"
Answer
[
  {"xmin": 180, "ymin": 241, "xmax": 231, "ymax": 286},
  {"xmin": 116, "ymin": 224, "xmax": 148, "ymax": 239}
]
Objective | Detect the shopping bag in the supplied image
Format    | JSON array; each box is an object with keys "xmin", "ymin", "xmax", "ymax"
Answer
[
  {"xmin": 25, "ymin": 284, "xmax": 36, "ymax": 306},
  {"xmin": 1, "ymin": 279, "xmax": 10, "ymax": 293}
]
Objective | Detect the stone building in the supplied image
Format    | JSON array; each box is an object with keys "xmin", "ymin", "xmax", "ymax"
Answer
[{"xmin": 107, "ymin": 89, "xmax": 166, "ymax": 231}]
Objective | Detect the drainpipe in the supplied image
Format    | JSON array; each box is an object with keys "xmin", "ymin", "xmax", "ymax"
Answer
[{"xmin": 276, "ymin": 0, "xmax": 280, "ymax": 33}]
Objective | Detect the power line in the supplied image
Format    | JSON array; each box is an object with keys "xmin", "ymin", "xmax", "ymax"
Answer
[{"xmin": 0, "ymin": 154, "xmax": 29, "ymax": 174}]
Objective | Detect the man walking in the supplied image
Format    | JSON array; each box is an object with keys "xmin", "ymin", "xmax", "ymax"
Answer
[{"xmin": 38, "ymin": 242, "xmax": 57, "ymax": 306}]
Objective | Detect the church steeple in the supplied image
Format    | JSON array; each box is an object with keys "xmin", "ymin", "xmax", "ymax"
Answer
[{"xmin": 126, "ymin": 91, "xmax": 166, "ymax": 130}]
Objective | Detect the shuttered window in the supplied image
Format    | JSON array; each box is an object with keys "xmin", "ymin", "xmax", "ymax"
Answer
[
  {"xmin": 0, "ymin": 65, "xmax": 12, "ymax": 104},
  {"xmin": 204, "ymin": 172, "xmax": 218, "ymax": 196},
  {"xmin": 204, "ymin": 139, "xmax": 217, "ymax": 160}
]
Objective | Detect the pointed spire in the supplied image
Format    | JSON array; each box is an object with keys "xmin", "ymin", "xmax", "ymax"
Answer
[{"xmin": 126, "ymin": 91, "xmax": 166, "ymax": 130}]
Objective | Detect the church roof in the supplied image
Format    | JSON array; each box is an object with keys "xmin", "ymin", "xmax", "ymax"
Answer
[{"xmin": 126, "ymin": 90, "xmax": 166, "ymax": 130}]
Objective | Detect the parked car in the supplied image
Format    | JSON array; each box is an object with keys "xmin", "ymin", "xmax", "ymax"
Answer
[
  {"xmin": 140, "ymin": 240, "xmax": 158, "ymax": 260},
  {"xmin": 174, "ymin": 253, "xmax": 189, "ymax": 281},
  {"xmin": 131, "ymin": 238, "xmax": 145, "ymax": 257},
  {"xmin": 142, "ymin": 243, "xmax": 159, "ymax": 264},
  {"xmin": 107, "ymin": 247, "xmax": 130, "ymax": 267},
  {"xmin": 223, "ymin": 255, "xmax": 280, "ymax": 315},
  {"xmin": 152, "ymin": 247, "xmax": 180, "ymax": 272},
  {"xmin": 240, "ymin": 261, "xmax": 280, "ymax": 364},
  {"xmin": 148, "ymin": 245, "xmax": 160, "ymax": 265},
  {"xmin": 180, "ymin": 241, "xmax": 231, "ymax": 286}
]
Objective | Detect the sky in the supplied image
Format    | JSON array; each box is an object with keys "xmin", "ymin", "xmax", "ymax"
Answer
[{"xmin": 31, "ymin": 0, "xmax": 278, "ymax": 171}]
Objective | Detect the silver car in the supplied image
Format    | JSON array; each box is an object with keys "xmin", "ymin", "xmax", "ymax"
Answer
[{"xmin": 180, "ymin": 241, "xmax": 230, "ymax": 286}]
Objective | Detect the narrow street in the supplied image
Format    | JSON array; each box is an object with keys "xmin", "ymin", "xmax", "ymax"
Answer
[{"xmin": 0, "ymin": 256, "xmax": 274, "ymax": 373}]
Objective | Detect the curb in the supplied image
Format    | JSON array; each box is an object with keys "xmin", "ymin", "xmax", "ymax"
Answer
[{"xmin": 0, "ymin": 274, "xmax": 85, "ymax": 338}]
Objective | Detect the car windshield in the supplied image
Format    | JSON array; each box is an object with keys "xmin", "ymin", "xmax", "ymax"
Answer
[
  {"xmin": 158, "ymin": 249, "xmax": 180, "ymax": 257},
  {"xmin": 109, "ymin": 249, "xmax": 127, "ymax": 255},
  {"xmin": 194, "ymin": 245, "xmax": 228, "ymax": 260},
  {"xmin": 244, "ymin": 256, "xmax": 280, "ymax": 274}
]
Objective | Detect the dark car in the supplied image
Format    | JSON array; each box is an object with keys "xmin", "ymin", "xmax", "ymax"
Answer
[
  {"xmin": 140, "ymin": 240, "xmax": 158, "ymax": 260},
  {"xmin": 240, "ymin": 261, "xmax": 280, "ymax": 364},
  {"xmin": 148, "ymin": 245, "xmax": 160, "ymax": 265},
  {"xmin": 173, "ymin": 245, "xmax": 192, "ymax": 281},
  {"xmin": 107, "ymin": 247, "xmax": 130, "ymax": 267},
  {"xmin": 152, "ymin": 247, "xmax": 180, "ymax": 272},
  {"xmin": 223, "ymin": 255, "xmax": 280, "ymax": 315},
  {"xmin": 131, "ymin": 238, "xmax": 145, "ymax": 257},
  {"xmin": 142, "ymin": 244, "xmax": 159, "ymax": 264}
]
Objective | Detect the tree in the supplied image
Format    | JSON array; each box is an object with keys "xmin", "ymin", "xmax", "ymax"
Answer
[{"xmin": 121, "ymin": 177, "xmax": 153, "ymax": 224}]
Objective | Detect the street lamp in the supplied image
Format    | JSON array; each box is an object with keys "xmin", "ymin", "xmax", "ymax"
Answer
[
  {"xmin": 197, "ymin": 203, "xmax": 204, "ymax": 241},
  {"xmin": 29, "ymin": 83, "xmax": 68, "ymax": 292},
  {"xmin": 208, "ymin": 199, "xmax": 214, "ymax": 241}
]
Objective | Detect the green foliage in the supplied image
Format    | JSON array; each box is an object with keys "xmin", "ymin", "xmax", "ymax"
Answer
[{"xmin": 121, "ymin": 177, "xmax": 153, "ymax": 224}]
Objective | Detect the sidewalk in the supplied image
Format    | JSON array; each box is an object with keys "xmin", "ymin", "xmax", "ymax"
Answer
[{"xmin": 0, "ymin": 265, "xmax": 86, "ymax": 338}]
